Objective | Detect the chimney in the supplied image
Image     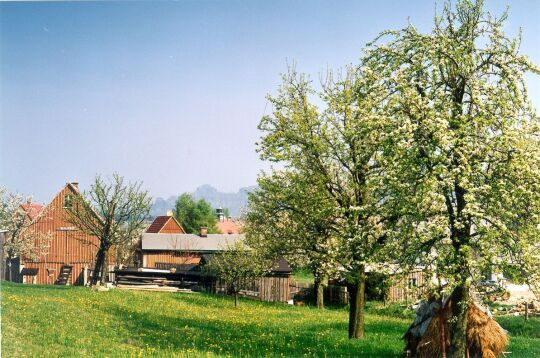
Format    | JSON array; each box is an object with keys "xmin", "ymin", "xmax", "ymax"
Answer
[
  {"xmin": 199, "ymin": 227, "xmax": 208, "ymax": 237},
  {"xmin": 166, "ymin": 209, "xmax": 173, "ymax": 217},
  {"xmin": 70, "ymin": 182, "xmax": 79, "ymax": 190}
]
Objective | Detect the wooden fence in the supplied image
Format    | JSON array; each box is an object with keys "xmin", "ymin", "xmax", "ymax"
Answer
[
  {"xmin": 260, "ymin": 275, "xmax": 291, "ymax": 302},
  {"xmin": 115, "ymin": 266, "xmax": 292, "ymax": 303},
  {"xmin": 290, "ymin": 282, "xmax": 349, "ymax": 305},
  {"xmin": 289, "ymin": 270, "xmax": 427, "ymax": 306},
  {"xmin": 210, "ymin": 275, "xmax": 291, "ymax": 303}
]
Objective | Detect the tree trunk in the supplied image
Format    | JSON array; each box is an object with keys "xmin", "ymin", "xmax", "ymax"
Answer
[
  {"xmin": 6, "ymin": 249, "xmax": 16, "ymax": 282},
  {"xmin": 354, "ymin": 270, "xmax": 366, "ymax": 339},
  {"xmin": 6, "ymin": 256, "xmax": 12, "ymax": 282},
  {"xmin": 348, "ymin": 281, "xmax": 357, "ymax": 337},
  {"xmin": 91, "ymin": 246, "xmax": 107, "ymax": 286},
  {"xmin": 347, "ymin": 267, "xmax": 366, "ymax": 339},
  {"xmin": 440, "ymin": 296, "xmax": 447, "ymax": 358},
  {"xmin": 448, "ymin": 284, "xmax": 470, "ymax": 358},
  {"xmin": 314, "ymin": 276, "xmax": 324, "ymax": 309},
  {"xmin": 6, "ymin": 255, "xmax": 21, "ymax": 283},
  {"xmin": 234, "ymin": 292, "xmax": 238, "ymax": 308},
  {"xmin": 100, "ymin": 249, "xmax": 109, "ymax": 285}
]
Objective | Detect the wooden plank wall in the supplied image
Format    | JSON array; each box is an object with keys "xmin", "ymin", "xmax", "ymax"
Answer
[
  {"xmin": 258, "ymin": 276, "xmax": 291, "ymax": 303},
  {"xmin": 209, "ymin": 275, "xmax": 291, "ymax": 303},
  {"xmin": 388, "ymin": 270, "xmax": 426, "ymax": 302},
  {"xmin": 145, "ymin": 251, "xmax": 201, "ymax": 266},
  {"xmin": 21, "ymin": 262, "xmax": 88, "ymax": 285},
  {"xmin": 159, "ymin": 218, "xmax": 184, "ymax": 233}
]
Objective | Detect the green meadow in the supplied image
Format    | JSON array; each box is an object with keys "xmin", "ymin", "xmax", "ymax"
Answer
[{"xmin": 1, "ymin": 282, "xmax": 539, "ymax": 357}]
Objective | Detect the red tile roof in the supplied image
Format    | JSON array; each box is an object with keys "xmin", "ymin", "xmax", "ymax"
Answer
[
  {"xmin": 21, "ymin": 203, "xmax": 44, "ymax": 221},
  {"xmin": 216, "ymin": 219, "xmax": 242, "ymax": 234}
]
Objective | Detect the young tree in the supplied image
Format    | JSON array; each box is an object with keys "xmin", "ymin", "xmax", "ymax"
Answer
[
  {"xmin": 173, "ymin": 193, "xmax": 218, "ymax": 234},
  {"xmin": 114, "ymin": 239, "xmax": 141, "ymax": 267},
  {"xmin": 0, "ymin": 187, "xmax": 52, "ymax": 281},
  {"xmin": 203, "ymin": 241, "xmax": 269, "ymax": 307},
  {"xmin": 258, "ymin": 66, "xmax": 390, "ymax": 338},
  {"xmin": 167, "ymin": 235, "xmax": 201, "ymax": 265},
  {"xmin": 244, "ymin": 170, "xmax": 340, "ymax": 309},
  {"xmin": 67, "ymin": 174, "xmax": 151, "ymax": 286},
  {"xmin": 363, "ymin": 1, "xmax": 540, "ymax": 354}
]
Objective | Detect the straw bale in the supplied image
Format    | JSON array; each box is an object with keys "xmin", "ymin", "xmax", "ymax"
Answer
[
  {"xmin": 415, "ymin": 313, "xmax": 449, "ymax": 357},
  {"xmin": 405, "ymin": 301, "xmax": 508, "ymax": 358},
  {"xmin": 466, "ymin": 304, "xmax": 508, "ymax": 358}
]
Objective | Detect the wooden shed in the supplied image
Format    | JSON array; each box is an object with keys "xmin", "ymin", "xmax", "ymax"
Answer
[
  {"xmin": 132, "ymin": 217, "xmax": 293, "ymax": 302},
  {"xmin": 141, "ymin": 222, "xmax": 244, "ymax": 268}
]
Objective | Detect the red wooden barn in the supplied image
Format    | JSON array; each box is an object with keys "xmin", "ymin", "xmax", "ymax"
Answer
[{"xmin": 20, "ymin": 182, "xmax": 112, "ymax": 285}]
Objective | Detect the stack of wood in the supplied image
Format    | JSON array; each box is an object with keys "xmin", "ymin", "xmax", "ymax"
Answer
[
  {"xmin": 116, "ymin": 274, "xmax": 180, "ymax": 292},
  {"xmin": 115, "ymin": 269, "xmax": 198, "ymax": 293},
  {"xmin": 497, "ymin": 300, "xmax": 540, "ymax": 318}
]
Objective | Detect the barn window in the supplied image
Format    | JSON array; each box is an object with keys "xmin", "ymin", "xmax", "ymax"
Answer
[{"xmin": 63, "ymin": 194, "xmax": 73, "ymax": 208}]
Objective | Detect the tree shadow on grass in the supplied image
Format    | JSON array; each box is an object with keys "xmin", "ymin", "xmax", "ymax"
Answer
[{"xmin": 108, "ymin": 302, "xmax": 404, "ymax": 357}]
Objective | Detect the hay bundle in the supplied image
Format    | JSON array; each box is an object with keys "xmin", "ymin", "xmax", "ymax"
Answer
[
  {"xmin": 405, "ymin": 301, "xmax": 508, "ymax": 358},
  {"xmin": 466, "ymin": 304, "xmax": 508, "ymax": 358},
  {"xmin": 403, "ymin": 300, "xmax": 442, "ymax": 356},
  {"xmin": 415, "ymin": 312, "xmax": 449, "ymax": 357}
]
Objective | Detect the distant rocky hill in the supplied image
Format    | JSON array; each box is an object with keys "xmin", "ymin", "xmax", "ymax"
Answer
[{"xmin": 150, "ymin": 185, "xmax": 256, "ymax": 218}]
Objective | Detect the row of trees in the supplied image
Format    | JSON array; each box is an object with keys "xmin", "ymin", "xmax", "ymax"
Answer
[{"xmin": 244, "ymin": 1, "xmax": 540, "ymax": 355}]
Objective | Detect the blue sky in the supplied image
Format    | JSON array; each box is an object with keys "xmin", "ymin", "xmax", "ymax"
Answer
[{"xmin": 1, "ymin": 1, "xmax": 539, "ymax": 203}]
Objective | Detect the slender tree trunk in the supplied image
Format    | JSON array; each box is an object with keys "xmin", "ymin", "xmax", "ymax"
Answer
[
  {"xmin": 448, "ymin": 284, "xmax": 470, "ymax": 358},
  {"xmin": 91, "ymin": 246, "xmax": 107, "ymax": 286},
  {"xmin": 6, "ymin": 249, "xmax": 15, "ymax": 282},
  {"xmin": 100, "ymin": 249, "xmax": 109, "ymax": 285},
  {"xmin": 440, "ymin": 296, "xmax": 447, "ymax": 358},
  {"xmin": 348, "ymin": 281, "xmax": 357, "ymax": 338},
  {"xmin": 7, "ymin": 256, "xmax": 12, "ymax": 282},
  {"xmin": 447, "ymin": 178, "xmax": 471, "ymax": 357},
  {"xmin": 354, "ymin": 270, "xmax": 366, "ymax": 339},
  {"xmin": 314, "ymin": 276, "xmax": 325, "ymax": 309},
  {"xmin": 347, "ymin": 267, "xmax": 366, "ymax": 339},
  {"xmin": 234, "ymin": 292, "xmax": 238, "ymax": 308}
]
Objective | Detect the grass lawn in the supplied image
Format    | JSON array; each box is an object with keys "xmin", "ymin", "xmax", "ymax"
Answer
[{"xmin": 1, "ymin": 282, "xmax": 539, "ymax": 357}]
